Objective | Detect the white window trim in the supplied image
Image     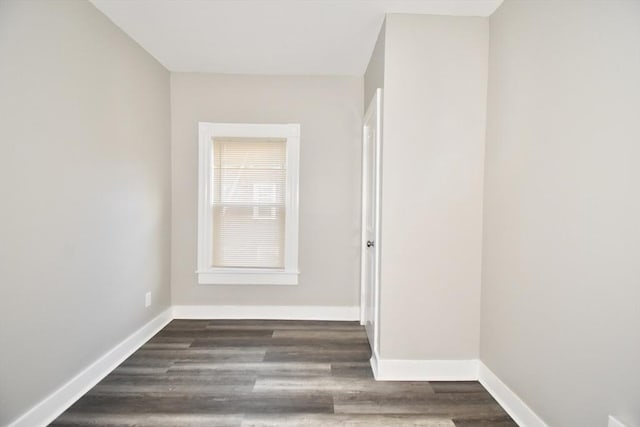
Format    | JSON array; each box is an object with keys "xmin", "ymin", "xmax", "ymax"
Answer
[{"xmin": 197, "ymin": 122, "xmax": 300, "ymax": 285}]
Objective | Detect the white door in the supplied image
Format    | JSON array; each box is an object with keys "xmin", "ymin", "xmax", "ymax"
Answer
[{"xmin": 360, "ymin": 89, "xmax": 382, "ymax": 355}]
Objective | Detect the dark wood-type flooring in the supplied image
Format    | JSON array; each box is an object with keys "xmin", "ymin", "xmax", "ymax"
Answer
[{"xmin": 52, "ymin": 320, "xmax": 517, "ymax": 426}]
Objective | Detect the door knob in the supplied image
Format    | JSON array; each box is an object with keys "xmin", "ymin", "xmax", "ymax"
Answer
[{"xmin": 367, "ymin": 240, "xmax": 375, "ymax": 248}]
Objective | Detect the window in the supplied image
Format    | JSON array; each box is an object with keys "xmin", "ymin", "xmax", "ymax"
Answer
[{"xmin": 197, "ymin": 123, "xmax": 300, "ymax": 285}]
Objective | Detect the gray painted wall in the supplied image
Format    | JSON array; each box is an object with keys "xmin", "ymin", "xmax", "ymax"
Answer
[
  {"xmin": 170, "ymin": 73, "xmax": 363, "ymax": 307},
  {"xmin": 0, "ymin": 1, "xmax": 172, "ymax": 424},
  {"xmin": 378, "ymin": 14, "xmax": 488, "ymax": 359},
  {"xmin": 481, "ymin": 1, "xmax": 640, "ymax": 425}
]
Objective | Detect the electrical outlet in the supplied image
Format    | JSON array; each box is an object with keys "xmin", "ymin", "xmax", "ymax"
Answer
[{"xmin": 145, "ymin": 292, "xmax": 151, "ymax": 308}]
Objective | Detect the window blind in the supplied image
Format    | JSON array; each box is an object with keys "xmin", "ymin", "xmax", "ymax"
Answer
[{"xmin": 211, "ymin": 137, "xmax": 287, "ymax": 269}]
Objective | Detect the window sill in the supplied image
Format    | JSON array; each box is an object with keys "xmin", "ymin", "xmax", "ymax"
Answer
[{"xmin": 196, "ymin": 269, "xmax": 299, "ymax": 285}]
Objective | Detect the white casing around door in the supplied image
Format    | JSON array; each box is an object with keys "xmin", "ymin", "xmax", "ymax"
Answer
[{"xmin": 360, "ymin": 88, "xmax": 382, "ymax": 358}]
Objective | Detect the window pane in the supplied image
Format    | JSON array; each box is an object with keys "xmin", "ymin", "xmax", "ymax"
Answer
[
  {"xmin": 212, "ymin": 205, "xmax": 285, "ymax": 268},
  {"xmin": 211, "ymin": 138, "xmax": 287, "ymax": 269},
  {"xmin": 212, "ymin": 169, "xmax": 286, "ymax": 205}
]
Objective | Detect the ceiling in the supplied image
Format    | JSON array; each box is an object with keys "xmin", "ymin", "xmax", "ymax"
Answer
[{"xmin": 90, "ymin": 0, "xmax": 503, "ymax": 76}]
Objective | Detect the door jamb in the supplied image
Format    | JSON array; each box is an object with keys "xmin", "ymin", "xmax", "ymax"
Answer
[{"xmin": 359, "ymin": 88, "xmax": 382, "ymax": 358}]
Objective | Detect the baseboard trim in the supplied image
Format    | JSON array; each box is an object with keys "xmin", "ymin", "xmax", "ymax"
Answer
[
  {"xmin": 369, "ymin": 349, "xmax": 381, "ymax": 379},
  {"xmin": 608, "ymin": 416, "xmax": 631, "ymax": 427},
  {"xmin": 8, "ymin": 307, "xmax": 551, "ymax": 427},
  {"xmin": 8, "ymin": 308, "xmax": 173, "ymax": 427},
  {"xmin": 478, "ymin": 362, "xmax": 548, "ymax": 427},
  {"xmin": 368, "ymin": 354, "xmax": 550, "ymax": 427},
  {"xmin": 371, "ymin": 357, "xmax": 479, "ymax": 381},
  {"xmin": 172, "ymin": 305, "xmax": 360, "ymax": 321}
]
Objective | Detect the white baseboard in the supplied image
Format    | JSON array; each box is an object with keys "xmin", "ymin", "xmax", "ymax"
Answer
[
  {"xmin": 478, "ymin": 362, "xmax": 548, "ymax": 427},
  {"xmin": 609, "ymin": 416, "xmax": 632, "ymax": 427},
  {"xmin": 370, "ymin": 349, "xmax": 381, "ymax": 379},
  {"xmin": 369, "ymin": 357, "xmax": 550, "ymax": 427},
  {"xmin": 172, "ymin": 305, "xmax": 360, "ymax": 321},
  {"xmin": 370, "ymin": 356, "xmax": 479, "ymax": 381},
  {"xmin": 8, "ymin": 308, "xmax": 173, "ymax": 427},
  {"xmin": 8, "ymin": 306, "xmax": 553, "ymax": 427}
]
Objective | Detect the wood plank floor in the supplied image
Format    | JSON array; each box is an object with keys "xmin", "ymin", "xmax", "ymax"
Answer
[{"xmin": 52, "ymin": 320, "xmax": 517, "ymax": 427}]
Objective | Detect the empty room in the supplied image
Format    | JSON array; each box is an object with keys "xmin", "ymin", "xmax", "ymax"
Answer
[{"xmin": 0, "ymin": 0, "xmax": 638, "ymax": 426}]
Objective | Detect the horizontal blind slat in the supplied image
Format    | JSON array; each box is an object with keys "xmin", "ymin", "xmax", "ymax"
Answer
[{"xmin": 212, "ymin": 138, "xmax": 287, "ymax": 269}]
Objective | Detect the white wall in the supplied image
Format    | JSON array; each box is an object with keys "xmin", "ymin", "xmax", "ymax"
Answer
[
  {"xmin": 378, "ymin": 14, "xmax": 488, "ymax": 360},
  {"xmin": 170, "ymin": 73, "xmax": 363, "ymax": 308},
  {"xmin": 481, "ymin": 1, "xmax": 640, "ymax": 426},
  {"xmin": 0, "ymin": 1, "xmax": 172, "ymax": 425},
  {"xmin": 364, "ymin": 20, "xmax": 385, "ymax": 109}
]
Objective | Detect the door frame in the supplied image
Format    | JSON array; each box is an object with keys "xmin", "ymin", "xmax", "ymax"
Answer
[{"xmin": 360, "ymin": 88, "xmax": 382, "ymax": 356}]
